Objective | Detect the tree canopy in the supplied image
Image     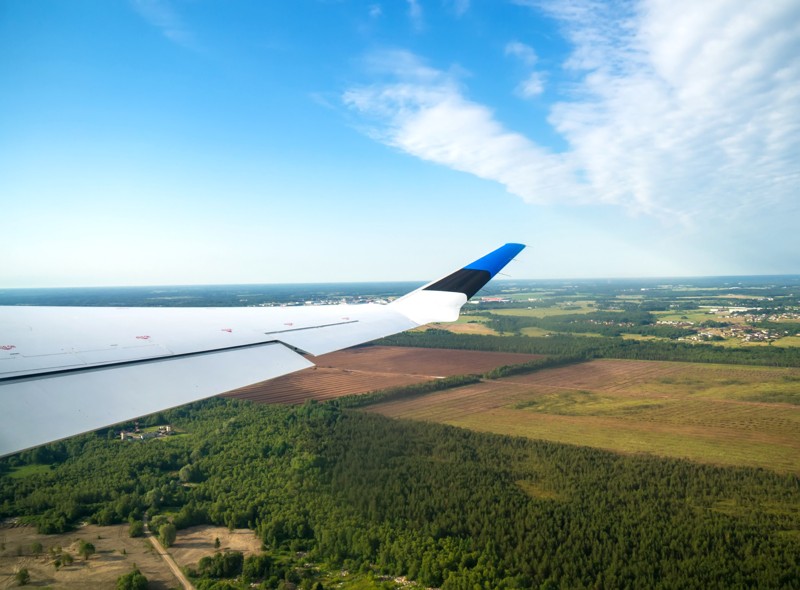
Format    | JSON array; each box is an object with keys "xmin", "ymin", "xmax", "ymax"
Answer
[{"xmin": 1, "ymin": 398, "xmax": 797, "ymax": 589}]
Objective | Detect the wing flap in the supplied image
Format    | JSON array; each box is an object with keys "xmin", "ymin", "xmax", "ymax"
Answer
[{"xmin": 0, "ymin": 342, "xmax": 312, "ymax": 456}]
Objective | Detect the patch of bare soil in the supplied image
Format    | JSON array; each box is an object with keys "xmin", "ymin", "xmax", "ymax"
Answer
[
  {"xmin": 225, "ymin": 366, "xmax": 430, "ymax": 404},
  {"xmin": 0, "ymin": 522, "xmax": 178, "ymax": 589},
  {"xmin": 169, "ymin": 526, "xmax": 261, "ymax": 572}
]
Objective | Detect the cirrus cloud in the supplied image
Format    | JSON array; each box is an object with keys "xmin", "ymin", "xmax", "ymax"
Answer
[{"xmin": 131, "ymin": 0, "xmax": 197, "ymax": 50}]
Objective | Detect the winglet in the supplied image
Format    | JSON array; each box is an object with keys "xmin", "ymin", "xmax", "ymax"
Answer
[
  {"xmin": 390, "ymin": 243, "xmax": 525, "ymax": 324},
  {"xmin": 423, "ymin": 242, "xmax": 526, "ymax": 299}
]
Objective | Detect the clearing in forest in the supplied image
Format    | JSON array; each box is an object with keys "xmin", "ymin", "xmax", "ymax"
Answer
[
  {"xmin": 0, "ymin": 523, "xmax": 177, "ymax": 589},
  {"xmin": 168, "ymin": 526, "xmax": 261, "ymax": 574},
  {"xmin": 367, "ymin": 359, "xmax": 800, "ymax": 473},
  {"xmin": 0, "ymin": 523, "xmax": 260, "ymax": 590}
]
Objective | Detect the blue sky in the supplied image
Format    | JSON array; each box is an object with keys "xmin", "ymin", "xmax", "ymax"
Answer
[{"xmin": 1, "ymin": 0, "xmax": 798, "ymax": 287}]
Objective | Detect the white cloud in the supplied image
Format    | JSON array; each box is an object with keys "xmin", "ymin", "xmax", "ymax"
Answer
[
  {"xmin": 545, "ymin": 0, "xmax": 800, "ymax": 221},
  {"xmin": 369, "ymin": 4, "xmax": 382, "ymax": 18},
  {"xmin": 131, "ymin": 0, "xmax": 196, "ymax": 49},
  {"xmin": 447, "ymin": 0, "xmax": 470, "ymax": 18},
  {"xmin": 518, "ymin": 72, "xmax": 545, "ymax": 97},
  {"xmin": 407, "ymin": 0, "xmax": 423, "ymax": 31},
  {"xmin": 505, "ymin": 41, "xmax": 537, "ymax": 65},
  {"xmin": 505, "ymin": 41, "xmax": 546, "ymax": 97},
  {"xmin": 344, "ymin": 51, "xmax": 585, "ymax": 204},
  {"xmin": 345, "ymin": 1, "xmax": 800, "ymax": 230}
]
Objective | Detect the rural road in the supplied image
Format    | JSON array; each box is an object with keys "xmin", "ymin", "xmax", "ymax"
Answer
[{"xmin": 143, "ymin": 514, "xmax": 194, "ymax": 590}]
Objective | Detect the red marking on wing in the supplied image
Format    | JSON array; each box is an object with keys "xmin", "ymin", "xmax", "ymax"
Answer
[
  {"xmin": 284, "ymin": 322, "xmax": 293, "ymax": 326},
  {"xmin": 221, "ymin": 328, "xmax": 233, "ymax": 333},
  {"xmin": 136, "ymin": 335, "xmax": 151, "ymax": 340},
  {"xmin": 0, "ymin": 345, "xmax": 16, "ymax": 351}
]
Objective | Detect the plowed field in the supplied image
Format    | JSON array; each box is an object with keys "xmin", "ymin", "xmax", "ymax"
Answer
[
  {"xmin": 224, "ymin": 346, "xmax": 542, "ymax": 405},
  {"xmin": 368, "ymin": 359, "xmax": 800, "ymax": 473}
]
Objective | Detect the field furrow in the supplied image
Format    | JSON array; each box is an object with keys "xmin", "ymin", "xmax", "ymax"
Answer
[
  {"xmin": 369, "ymin": 359, "xmax": 800, "ymax": 473},
  {"xmin": 224, "ymin": 346, "xmax": 542, "ymax": 405}
]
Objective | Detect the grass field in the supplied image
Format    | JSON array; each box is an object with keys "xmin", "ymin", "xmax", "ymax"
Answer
[
  {"xmin": 6, "ymin": 464, "xmax": 52, "ymax": 479},
  {"xmin": 490, "ymin": 303, "xmax": 597, "ymax": 318},
  {"xmin": 710, "ymin": 338, "xmax": 773, "ymax": 348},
  {"xmin": 775, "ymin": 336, "xmax": 800, "ymax": 347},
  {"xmin": 620, "ymin": 333, "xmax": 661, "ymax": 341},
  {"xmin": 654, "ymin": 311, "xmax": 718, "ymax": 323},
  {"xmin": 367, "ymin": 359, "xmax": 800, "ymax": 473},
  {"xmin": 521, "ymin": 326, "xmax": 551, "ymax": 337},
  {"xmin": 416, "ymin": 316, "xmax": 498, "ymax": 335}
]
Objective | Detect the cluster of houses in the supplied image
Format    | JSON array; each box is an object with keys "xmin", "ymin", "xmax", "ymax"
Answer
[
  {"xmin": 657, "ymin": 307, "xmax": 799, "ymax": 344},
  {"xmin": 681, "ymin": 328, "xmax": 778, "ymax": 343},
  {"xmin": 731, "ymin": 311, "xmax": 800, "ymax": 322},
  {"xmin": 712, "ymin": 308, "xmax": 800, "ymax": 342},
  {"xmin": 120, "ymin": 424, "xmax": 173, "ymax": 441}
]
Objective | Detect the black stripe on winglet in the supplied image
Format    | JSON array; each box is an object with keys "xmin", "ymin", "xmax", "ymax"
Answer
[{"xmin": 424, "ymin": 268, "xmax": 492, "ymax": 299}]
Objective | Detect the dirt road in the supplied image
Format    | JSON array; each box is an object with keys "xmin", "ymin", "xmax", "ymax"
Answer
[{"xmin": 144, "ymin": 515, "xmax": 194, "ymax": 590}]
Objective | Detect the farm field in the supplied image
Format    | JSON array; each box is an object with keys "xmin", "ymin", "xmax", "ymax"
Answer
[
  {"xmin": 367, "ymin": 359, "xmax": 800, "ymax": 473},
  {"xmin": 416, "ymin": 320, "xmax": 498, "ymax": 335},
  {"xmin": 654, "ymin": 310, "xmax": 728, "ymax": 323},
  {"xmin": 413, "ymin": 314, "xmax": 498, "ymax": 335},
  {"xmin": 490, "ymin": 303, "xmax": 597, "ymax": 318},
  {"xmin": 224, "ymin": 346, "xmax": 542, "ymax": 404}
]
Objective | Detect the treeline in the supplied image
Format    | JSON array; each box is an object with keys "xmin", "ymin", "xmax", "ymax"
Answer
[
  {"xmin": 755, "ymin": 320, "xmax": 800, "ymax": 335},
  {"xmin": 481, "ymin": 354, "xmax": 585, "ymax": 379},
  {"xmin": 482, "ymin": 310, "xmax": 697, "ymax": 339},
  {"xmin": 1, "ymin": 399, "xmax": 798, "ymax": 589},
  {"xmin": 378, "ymin": 331, "xmax": 800, "ymax": 367},
  {"xmin": 334, "ymin": 374, "xmax": 482, "ymax": 408}
]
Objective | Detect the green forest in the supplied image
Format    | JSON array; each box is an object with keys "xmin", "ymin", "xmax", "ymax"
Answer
[
  {"xmin": 380, "ymin": 330, "xmax": 800, "ymax": 367},
  {"xmin": 481, "ymin": 310, "xmax": 700, "ymax": 339},
  {"xmin": 2, "ymin": 398, "xmax": 798, "ymax": 589}
]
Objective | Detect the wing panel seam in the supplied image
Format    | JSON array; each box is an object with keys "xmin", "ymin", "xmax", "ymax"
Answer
[{"xmin": 0, "ymin": 340, "xmax": 296, "ymax": 384}]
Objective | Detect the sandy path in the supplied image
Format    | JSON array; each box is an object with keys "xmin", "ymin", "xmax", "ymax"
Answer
[{"xmin": 144, "ymin": 515, "xmax": 194, "ymax": 590}]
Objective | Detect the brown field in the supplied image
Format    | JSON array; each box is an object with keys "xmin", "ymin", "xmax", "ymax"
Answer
[
  {"xmin": 0, "ymin": 522, "xmax": 259, "ymax": 589},
  {"xmin": 225, "ymin": 346, "xmax": 542, "ymax": 404},
  {"xmin": 367, "ymin": 359, "xmax": 800, "ymax": 473}
]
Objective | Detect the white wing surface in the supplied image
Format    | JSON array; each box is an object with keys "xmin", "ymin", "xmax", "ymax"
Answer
[{"xmin": 0, "ymin": 243, "xmax": 525, "ymax": 456}]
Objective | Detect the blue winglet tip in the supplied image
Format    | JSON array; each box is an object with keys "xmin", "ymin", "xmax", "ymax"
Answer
[
  {"xmin": 422, "ymin": 243, "xmax": 526, "ymax": 299},
  {"xmin": 464, "ymin": 243, "xmax": 526, "ymax": 278}
]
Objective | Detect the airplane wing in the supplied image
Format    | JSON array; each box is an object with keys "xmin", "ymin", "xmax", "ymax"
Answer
[{"xmin": 0, "ymin": 243, "xmax": 525, "ymax": 456}]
